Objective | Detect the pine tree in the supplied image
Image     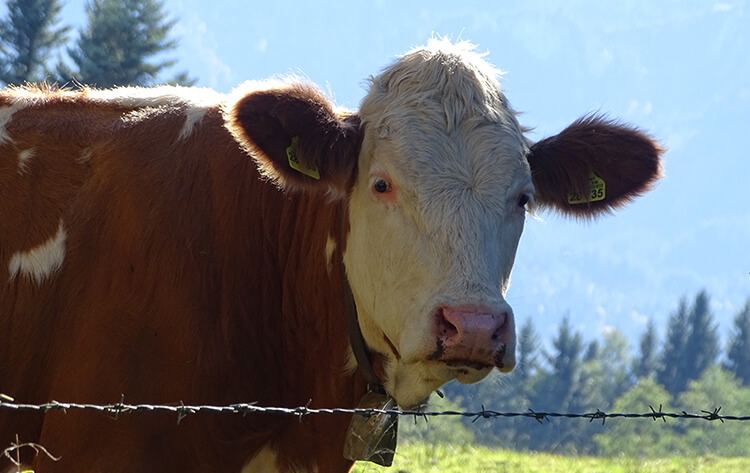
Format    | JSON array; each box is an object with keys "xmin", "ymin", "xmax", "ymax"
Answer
[
  {"xmin": 582, "ymin": 330, "xmax": 633, "ymax": 406},
  {"xmin": 529, "ymin": 316, "xmax": 584, "ymax": 452},
  {"xmin": 684, "ymin": 290, "xmax": 718, "ymax": 379},
  {"xmin": 583, "ymin": 339, "xmax": 599, "ymax": 363},
  {"xmin": 657, "ymin": 298, "xmax": 690, "ymax": 397},
  {"xmin": 658, "ymin": 292, "xmax": 719, "ymax": 397},
  {"xmin": 516, "ymin": 318, "xmax": 540, "ymax": 382},
  {"xmin": 725, "ymin": 300, "xmax": 750, "ymax": 385},
  {"xmin": 0, "ymin": 0, "xmax": 70, "ymax": 85},
  {"xmin": 59, "ymin": 0, "xmax": 193, "ymax": 87},
  {"xmin": 539, "ymin": 316, "xmax": 584, "ymax": 412},
  {"xmin": 633, "ymin": 318, "xmax": 659, "ymax": 380}
]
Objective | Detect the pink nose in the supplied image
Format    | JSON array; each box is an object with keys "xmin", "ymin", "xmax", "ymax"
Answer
[{"xmin": 431, "ymin": 305, "xmax": 516, "ymax": 372}]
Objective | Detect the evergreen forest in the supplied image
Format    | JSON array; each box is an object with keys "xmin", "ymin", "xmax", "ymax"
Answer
[{"xmin": 0, "ymin": 0, "xmax": 192, "ymax": 87}]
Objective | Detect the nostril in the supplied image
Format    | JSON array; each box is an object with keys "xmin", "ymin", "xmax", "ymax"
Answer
[
  {"xmin": 436, "ymin": 308, "xmax": 458, "ymax": 339},
  {"xmin": 491, "ymin": 312, "xmax": 508, "ymax": 341}
]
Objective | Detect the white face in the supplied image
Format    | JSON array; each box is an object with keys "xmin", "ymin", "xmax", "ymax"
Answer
[{"xmin": 343, "ymin": 40, "xmax": 533, "ymax": 408}]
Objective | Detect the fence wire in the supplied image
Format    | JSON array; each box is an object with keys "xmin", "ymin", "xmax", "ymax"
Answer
[{"xmin": 2, "ymin": 397, "xmax": 750, "ymax": 426}]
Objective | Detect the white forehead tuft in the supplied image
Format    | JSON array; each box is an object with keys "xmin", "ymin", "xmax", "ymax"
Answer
[
  {"xmin": 358, "ymin": 38, "xmax": 530, "ymax": 201},
  {"xmin": 403, "ymin": 37, "xmax": 503, "ymax": 80},
  {"xmin": 361, "ymin": 38, "xmax": 511, "ymax": 132}
]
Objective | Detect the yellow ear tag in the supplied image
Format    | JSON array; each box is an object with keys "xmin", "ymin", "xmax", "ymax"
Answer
[
  {"xmin": 286, "ymin": 136, "xmax": 320, "ymax": 180},
  {"xmin": 567, "ymin": 171, "xmax": 606, "ymax": 204}
]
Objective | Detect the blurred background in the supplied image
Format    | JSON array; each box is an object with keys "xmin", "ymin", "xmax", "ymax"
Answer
[{"xmin": 2, "ymin": 0, "xmax": 748, "ymax": 458}]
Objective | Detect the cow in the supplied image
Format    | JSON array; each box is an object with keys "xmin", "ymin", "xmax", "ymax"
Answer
[{"xmin": 0, "ymin": 38, "xmax": 661, "ymax": 473}]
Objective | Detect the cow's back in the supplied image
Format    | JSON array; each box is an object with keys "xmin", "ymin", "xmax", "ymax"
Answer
[
  {"xmin": 0, "ymin": 86, "xmax": 359, "ymax": 472},
  {"xmin": 0, "ymin": 87, "xmax": 229, "ymax": 467}
]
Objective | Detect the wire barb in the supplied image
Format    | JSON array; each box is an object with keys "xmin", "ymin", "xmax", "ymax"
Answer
[
  {"xmin": 649, "ymin": 404, "xmax": 667, "ymax": 423},
  {"xmin": 589, "ymin": 409, "xmax": 607, "ymax": 425},
  {"xmin": 112, "ymin": 394, "xmax": 127, "ymax": 420},
  {"xmin": 527, "ymin": 409, "xmax": 548, "ymax": 424},
  {"xmin": 176, "ymin": 401, "xmax": 196, "ymax": 425},
  {"xmin": 701, "ymin": 407, "xmax": 724, "ymax": 423}
]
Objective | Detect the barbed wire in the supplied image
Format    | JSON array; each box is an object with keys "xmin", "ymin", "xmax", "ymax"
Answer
[{"xmin": 2, "ymin": 397, "xmax": 750, "ymax": 426}]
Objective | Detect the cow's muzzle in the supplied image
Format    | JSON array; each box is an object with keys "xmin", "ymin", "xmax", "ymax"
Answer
[{"xmin": 429, "ymin": 305, "xmax": 516, "ymax": 373}]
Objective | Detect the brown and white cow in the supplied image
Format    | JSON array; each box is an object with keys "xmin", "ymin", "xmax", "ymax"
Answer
[{"xmin": 0, "ymin": 39, "xmax": 661, "ymax": 472}]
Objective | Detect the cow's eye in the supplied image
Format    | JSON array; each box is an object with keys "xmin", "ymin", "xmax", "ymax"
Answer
[
  {"xmin": 518, "ymin": 194, "xmax": 530, "ymax": 208},
  {"xmin": 373, "ymin": 178, "xmax": 391, "ymax": 193}
]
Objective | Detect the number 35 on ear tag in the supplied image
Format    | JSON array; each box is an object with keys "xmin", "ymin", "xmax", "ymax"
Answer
[
  {"xmin": 568, "ymin": 171, "xmax": 606, "ymax": 204},
  {"xmin": 343, "ymin": 391, "xmax": 399, "ymax": 466}
]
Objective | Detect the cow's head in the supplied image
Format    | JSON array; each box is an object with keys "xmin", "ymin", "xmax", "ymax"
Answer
[{"xmin": 225, "ymin": 39, "xmax": 662, "ymax": 408}]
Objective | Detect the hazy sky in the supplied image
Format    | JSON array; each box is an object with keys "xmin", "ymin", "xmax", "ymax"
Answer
[{"xmin": 59, "ymin": 0, "xmax": 750, "ymax": 349}]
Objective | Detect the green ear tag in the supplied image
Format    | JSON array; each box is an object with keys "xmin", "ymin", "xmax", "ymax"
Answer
[
  {"xmin": 286, "ymin": 136, "xmax": 320, "ymax": 180},
  {"xmin": 567, "ymin": 171, "xmax": 606, "ymax": 204}
]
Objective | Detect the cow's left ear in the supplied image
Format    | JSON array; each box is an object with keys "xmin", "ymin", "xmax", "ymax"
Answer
[
  {"xmin": 527, "ymin": 115, "xmax": 663, "ymax": 217},
  {"xmin": 225, "ymin": 80, "xmax": 363, "ymax": 196}
]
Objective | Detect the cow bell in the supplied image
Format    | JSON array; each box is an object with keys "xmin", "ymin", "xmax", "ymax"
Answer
[{"xmin": 343, "ymin": 390, "xmax": 399, "ymax": 466}]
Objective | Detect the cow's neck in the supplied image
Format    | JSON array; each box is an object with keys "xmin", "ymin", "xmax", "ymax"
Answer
[
  {"xmin": 271, "ymin": 189, "xmax": 371, "ymax": 467},
  {"xmin": 248, "ymin": 183, "xmax": 367, "ymax": 406},
  {"xmin": 205, "ymin": 171, "xmax": 369, "ymax": 471}
]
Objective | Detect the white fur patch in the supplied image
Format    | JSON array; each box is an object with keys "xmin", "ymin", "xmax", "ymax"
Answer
[
  {"xmin": 241, "ymin": 444, "xmax": 318, "ymax": 473},
  {"xmin": 8, "ymin": 220, "xmax": 67, "ymax": 284},
  {"xmin": 0, "ymin": 102, "xmax": 26, "ymax": 144},
  {"xmin": 87, "ymin": 85, "xmax": 223, "ymax": 141},
  {"xmin": 17, "ymin": 148, "xmax": 34, "ymax": 174},
  {"xmin": 324, "ymin": 235, "xmax": 336, "ymax": 275},
  {"xmin": 86, "ymin": 85, "xmax": 223, "ymax": 110},
  {"xmin": 178, "ymin": 104, "xmax": 211, "ymax": 141},
  {"xmin": 77, "ymin": 148, "xmax": 92, "ymax": 165}
]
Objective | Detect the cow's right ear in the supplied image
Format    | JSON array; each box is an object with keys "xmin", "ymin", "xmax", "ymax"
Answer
[{"xmin": 225, "ymin": 80, "xmax": 363, "ymax": 196}]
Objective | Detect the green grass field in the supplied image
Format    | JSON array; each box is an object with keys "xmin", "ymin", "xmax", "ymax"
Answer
[{"xmin": 351, "ymin": 443, "xmax": 750, "ymax": 473}]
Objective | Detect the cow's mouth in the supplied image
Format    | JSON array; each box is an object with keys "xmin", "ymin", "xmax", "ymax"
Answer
[
  {"xmin": 426, "ymin": 337, "xmax": 502, "ymax": 372},
  {"xmin": 444, "ymin": 359, "xmax": 493, "ymax": 371},
  {"xmin": 440, "ymin": 360, "xmax": 494, "ymax": 386}
]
